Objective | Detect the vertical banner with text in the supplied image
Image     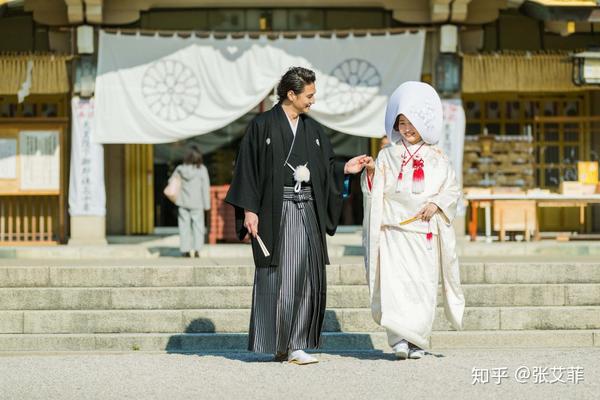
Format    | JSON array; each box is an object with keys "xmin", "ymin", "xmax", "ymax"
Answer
[
  {"xmin": 69, "ymin": 97, "xmax": 106, "ymax": 216},
  {"xmin": 440, "ymin": 99, "xmax": 466, "ymax": 216}
]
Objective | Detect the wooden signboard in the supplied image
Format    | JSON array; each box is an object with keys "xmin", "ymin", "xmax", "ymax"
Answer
[
  {"xmin": 0, "ymin": 125, "xmax": 63, "ymax": 196},
  {"xmin": 0, "ymin": 122, "xmax": 66, "ymax": 245}
]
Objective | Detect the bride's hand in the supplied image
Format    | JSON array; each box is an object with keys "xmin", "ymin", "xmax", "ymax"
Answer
[
  {"xmin": 364, "ymin": 157, "xmax": 375, "ymax": 178},
  {"xmin": 417, "ymin": 203, "xmax": 439, "ymax": 222}
]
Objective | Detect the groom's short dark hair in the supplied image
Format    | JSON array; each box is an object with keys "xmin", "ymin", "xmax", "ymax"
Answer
[{"xmin": 277, "ymin": 67, "xmax": 316, "ymax": 101}]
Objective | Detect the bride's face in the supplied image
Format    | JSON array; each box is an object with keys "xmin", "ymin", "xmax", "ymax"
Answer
[{"xmin": 395, "ymin": 114, "xmax": 422, "ymax": 145}]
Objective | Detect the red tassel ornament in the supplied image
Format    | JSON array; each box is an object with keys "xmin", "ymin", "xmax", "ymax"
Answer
[
  {"xmin": 426, "ymin": 220, "xmax": 433, "ymax": 250},
  {"xmin": 396, "ymin": 153, "xmax": 406, "ymax": 192},
  {"xmin": 396, "ymin": 170, "xmax": 403, "ymax": 192},
  {"xmin": 398, "ymin": 141, "xmax": 425, "ymax": 194},
  {"xmin": 399, "ymin": 152, "xmax": 408, "ymax": 181},
  {"xmin": 412, "ymin": 157, "xmax": 425, "ymax": 194}
]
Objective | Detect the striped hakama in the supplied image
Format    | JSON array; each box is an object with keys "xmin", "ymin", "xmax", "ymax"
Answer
[{"xmin": 248, "ymin": 186, "xmax": 326, "ymax": 354}]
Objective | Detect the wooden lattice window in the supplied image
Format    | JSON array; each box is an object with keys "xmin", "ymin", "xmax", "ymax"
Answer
[
  {"xmin": 0, "ymin": 95, "xmax": 68, "ymax": 119},
  {"xmin": 463, "ymin": 93, "xmax": 590, "ymax": 188}
]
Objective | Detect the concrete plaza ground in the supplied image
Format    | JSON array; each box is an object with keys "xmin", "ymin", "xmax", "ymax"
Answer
[{"xmin": 1, "ymin": 348, "xmax": 599, "ymax": 400}]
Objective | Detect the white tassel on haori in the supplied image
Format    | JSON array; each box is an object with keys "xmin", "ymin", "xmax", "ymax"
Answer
[{"xmin": 288, "ymin": 162, "xmax": 310, "ymax": 192}]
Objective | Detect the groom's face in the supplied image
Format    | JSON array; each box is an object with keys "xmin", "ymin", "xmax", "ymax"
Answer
[{"xmin": 288, "ymin": 83, "xmax": 316, "ymax": 114}]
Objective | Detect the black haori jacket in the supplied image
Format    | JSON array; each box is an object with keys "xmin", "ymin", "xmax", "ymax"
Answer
[{"xmin": 225, "ymin": 103, "xmax": 346, "ymax": 268}]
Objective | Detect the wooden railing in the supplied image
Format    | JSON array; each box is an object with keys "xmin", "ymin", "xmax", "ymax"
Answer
[{"xmin": 0, "ymin": 196, "xmax": 60, "ymax": 245}]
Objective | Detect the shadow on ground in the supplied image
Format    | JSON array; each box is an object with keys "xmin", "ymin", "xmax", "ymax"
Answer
[{"xmin": 162, "ymin": 315, "xmax": 416, "ymax": 362}]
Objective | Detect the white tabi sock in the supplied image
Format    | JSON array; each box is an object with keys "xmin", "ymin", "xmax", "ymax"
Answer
[{"xmin": 288, "ymin": 350, "xmax": 318, "ymax": 365}]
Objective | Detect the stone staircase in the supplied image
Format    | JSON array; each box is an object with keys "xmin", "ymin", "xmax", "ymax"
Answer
[{"xmin": 0, "ymin": 261, "xmax": 599, "ymax": 352}]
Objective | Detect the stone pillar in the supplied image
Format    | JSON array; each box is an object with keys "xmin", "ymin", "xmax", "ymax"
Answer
[{"xmin": 69, "ymin": 216, "xmax": 107, "ymax": 245}]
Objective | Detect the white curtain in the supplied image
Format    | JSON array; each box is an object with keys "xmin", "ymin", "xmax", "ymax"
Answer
[{"xmin": 94, "ymin": 30, "xmax": 425, "ymax": 143}]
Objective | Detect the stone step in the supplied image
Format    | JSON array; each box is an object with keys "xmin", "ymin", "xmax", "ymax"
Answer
[
  {"xmin": 2, "ymin": 306, "xmax": 599, "ymax": 334},
  {"xmin": 0, "ymin": 330, "xmax": 598, "ymax": 352},
  {"xmin": 0, "ymin": 284, "xmax": 598, "ymax": 310},
  {"xmin": 0, "ymin": 246, "xmax": 158, "ymax": 260},
  {"xmin": 1, "ymin": 262, "xmax": 600, "ymax": 288}
]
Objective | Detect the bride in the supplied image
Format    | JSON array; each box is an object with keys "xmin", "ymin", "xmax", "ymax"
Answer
[{"xmin": 362, "ymin": 81, "xmax": 465, "ymax": 359}]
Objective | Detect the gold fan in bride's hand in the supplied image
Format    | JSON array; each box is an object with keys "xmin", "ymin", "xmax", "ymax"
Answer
[{"xmin": 399, "ymin": 216, "xmax": 420, "ymax": 226}]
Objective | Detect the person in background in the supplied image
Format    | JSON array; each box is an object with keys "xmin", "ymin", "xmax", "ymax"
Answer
[
  {"xmin": 379, "ymin": 135, "xmax": 390, "ymax": 151},
  {"xmin": 172, "ymin": 144, "xmax": 211, "ymax": 258}
]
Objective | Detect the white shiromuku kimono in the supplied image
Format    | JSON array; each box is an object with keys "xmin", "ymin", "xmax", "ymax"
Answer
[{"xmin": 362, "ymin": 81, "xmax": 465, "ymax": 350}]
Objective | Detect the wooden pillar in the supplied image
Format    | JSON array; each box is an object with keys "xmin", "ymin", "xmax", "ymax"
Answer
[
  {"xmin": 369, "ymin": 137, "xmax": 381, "ymax": 158},
  {"xmin": 125, "ymin": 144, "xmax": 154, "ymax": 235}
]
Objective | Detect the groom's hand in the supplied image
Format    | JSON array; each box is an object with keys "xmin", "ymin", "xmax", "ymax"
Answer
[
  {"xmin": 344, "ymin": 154, "xmax": 369, "ymax": 174},
  {"xmin": 244, "ymin": 210, "xmax": 259, "ymax": 238}
]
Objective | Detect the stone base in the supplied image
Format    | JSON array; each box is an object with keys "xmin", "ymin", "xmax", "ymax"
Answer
[{"xmin": 69, "ymin": 216, "xmax": 107, "ymax": 245}]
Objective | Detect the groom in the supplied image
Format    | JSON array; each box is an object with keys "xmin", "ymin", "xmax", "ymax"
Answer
[{"xmin": 226, "ymin": 66, "xmax": 369, "ymax": 364}]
